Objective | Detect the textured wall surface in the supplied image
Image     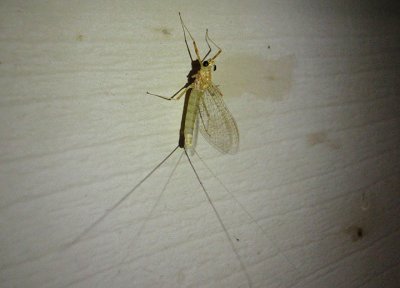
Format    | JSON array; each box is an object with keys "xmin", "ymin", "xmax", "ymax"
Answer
[{"xmin": 1, "ymin": 1, "xmax": 399, "ymax": 288}]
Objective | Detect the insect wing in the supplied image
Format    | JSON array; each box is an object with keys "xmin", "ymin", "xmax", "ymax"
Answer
[
  {"xmin": 198, "ymin": 84, "xmax": 239, "ymax": 154},
  {"xmin": 188, "ymin": 110, "xmax": 200, "ymax": 155}
]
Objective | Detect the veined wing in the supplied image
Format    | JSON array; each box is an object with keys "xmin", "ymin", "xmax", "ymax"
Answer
[
  {"xmin": 197, "ymin": 84, "xmax": 239, "ymax": 154},
  {"xmin": 188, "ymin": 109, "xmax": 200, "ymax": 155}
]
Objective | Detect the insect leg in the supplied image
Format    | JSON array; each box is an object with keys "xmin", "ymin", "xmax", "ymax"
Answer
[
  {"xmin": 179, "ymin": 13, "xmax": 193, "ymax": 61},
  {"xmin": 202, "ymin": 29, "xmax": 212, "ymax": 61},
  {"xmin": 146, "ymin": 85, "xmax": 188, "ymax": 101},
  {"xmin": 179, "ymin": 12, "xmax": 201, "ymax": 62},
  {"xmin": 206, "ymin": 31, "xmax": 222, "ymax": 61}
]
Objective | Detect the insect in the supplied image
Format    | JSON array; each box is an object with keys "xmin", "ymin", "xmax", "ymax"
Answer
[
  {"xmin": 144, "ymin": 13, "xmax": 251, "ymax": 285},
  {"xmin": 67, "ymin": 13, "xmax": 255, "ymax": 288},
  {"xmin": 147, "ymin": 13, "xmax": 239, "ymax": 155}
]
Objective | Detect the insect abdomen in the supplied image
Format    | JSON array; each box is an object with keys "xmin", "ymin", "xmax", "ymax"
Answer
[{"xmin": 183, "ymin": 90, "xmax": 202, "ymax": 149}]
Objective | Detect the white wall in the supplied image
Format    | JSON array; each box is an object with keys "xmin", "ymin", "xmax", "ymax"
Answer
[{"xmin": 1, "ymin": 1, "xmax": 399, "ymax": 287}]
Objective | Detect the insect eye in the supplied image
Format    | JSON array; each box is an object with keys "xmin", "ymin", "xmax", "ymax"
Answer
[
  {"xmin": 213, "ymin": 65, "xmax": 217, "ymax": 71},
  {"xmin": 203, "ymin": 61, "xmax": 209, "ymax": 67}
]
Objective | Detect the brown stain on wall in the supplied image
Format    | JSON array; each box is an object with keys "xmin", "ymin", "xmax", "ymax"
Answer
[
  {"xmin": 307, "ymin": 132, "xmax": 327, "ymax": 146},
  {"xmin": 214, "ymin": 54, "xmax": 295, "ymax": 101},
  {"xmin": 307, "ymin": 131, "xmax": 341, "ymax": 150}
]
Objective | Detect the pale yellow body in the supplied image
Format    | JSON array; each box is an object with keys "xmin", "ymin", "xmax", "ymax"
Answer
[
  {"xmin": 183, "ymin": 90, "xmax": 201, "ymax": 148},
  {"xmin": 184, "ymin": 65, "xmax": 214, "ymax": 149}
]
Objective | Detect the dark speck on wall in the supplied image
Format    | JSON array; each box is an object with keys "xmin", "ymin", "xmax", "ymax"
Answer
[
  {"xmin": 162, "ymin": 28, "xmax": 172, "ymax": 35},
  {"xmin": 345, "ymin": 225, "xmax": 365, "ymax": 242},
  {"xmin": 357, "ymin": 227, "xmax": 363, "ymax": 238},
  {"xmin": 76, "ymin": 34, "xmax": 84, "ymax": 41},
  {"xmin": 152, "ymin": 27, "xmax": 173, "ymax": 37}
]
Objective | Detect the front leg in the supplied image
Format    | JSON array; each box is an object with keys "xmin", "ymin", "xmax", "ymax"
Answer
[{"xmin": 146, "ymin": 85, "xmax": 188, "ymax": 101}]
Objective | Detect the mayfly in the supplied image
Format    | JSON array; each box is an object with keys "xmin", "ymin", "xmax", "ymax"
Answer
[
  {"xmin": 147, "ymin": 15, "xmax": 239, "ymax": 154},
  {"xmin": 144, "ymin": 13, "xmax": 249, "ymax": 284},
  {"xmin": 67, "ymin": 13, "xmax": 252, "ymax": 288}
]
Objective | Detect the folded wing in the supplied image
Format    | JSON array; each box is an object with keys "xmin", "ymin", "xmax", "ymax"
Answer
[{"xmin": 197, "ymin": 84, "xmax": 239, "ymax": 154}]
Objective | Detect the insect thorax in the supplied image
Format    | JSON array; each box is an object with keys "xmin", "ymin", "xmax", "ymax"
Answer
[{"xmin": 194, "ymin": 68, "xmax": 212, "ymax": 91}]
